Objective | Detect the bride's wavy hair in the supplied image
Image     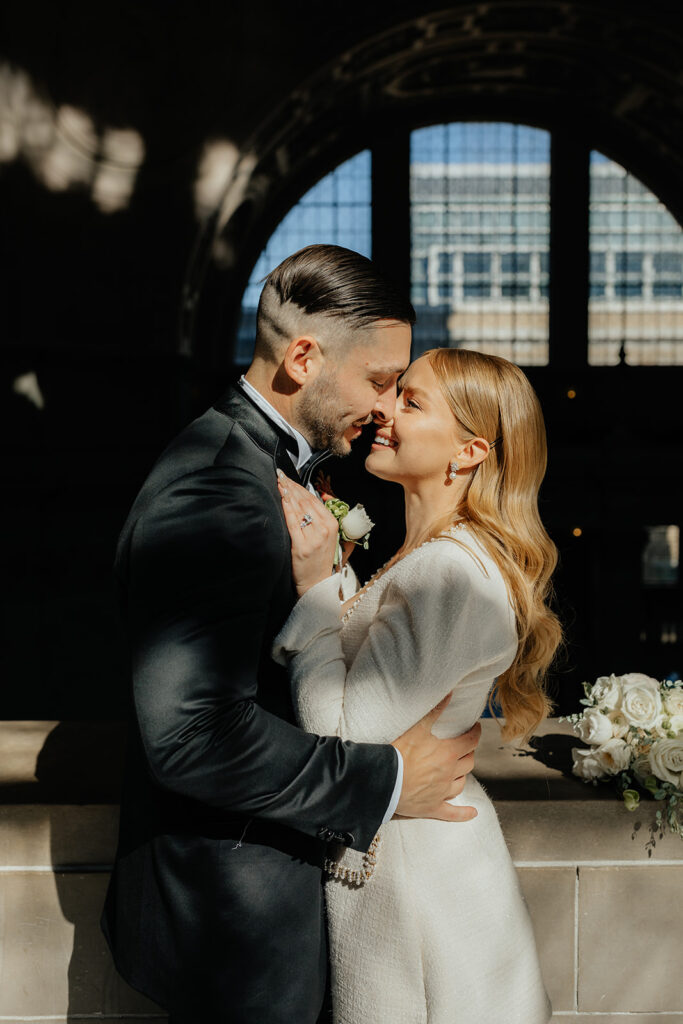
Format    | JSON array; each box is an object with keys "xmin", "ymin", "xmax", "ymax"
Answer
[{"xmin": 424, "ymin": 348, "xmax": 562, "ymax": 742}]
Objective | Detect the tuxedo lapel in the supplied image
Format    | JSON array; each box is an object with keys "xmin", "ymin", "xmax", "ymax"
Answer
[{"xmin": 213, "ymin": 386, "xmax": 301, "ymax": 485}]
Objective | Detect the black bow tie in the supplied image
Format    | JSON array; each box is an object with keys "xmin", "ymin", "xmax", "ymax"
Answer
[
  {"xmin": 278, "ymin": 431, "xmax": 299, "ymax": 460},
  {"xmin": 274, "ymin": 423, "xmax": 331, "ymax": 487},
  {"xmin": 300, "ymin": 449, "xmax": 332, "ymax": 489}
]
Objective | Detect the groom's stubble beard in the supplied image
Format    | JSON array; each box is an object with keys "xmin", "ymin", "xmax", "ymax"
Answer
[{"xmin": 297, "ymin": 365, "xmax": 360, "ymax": 457}]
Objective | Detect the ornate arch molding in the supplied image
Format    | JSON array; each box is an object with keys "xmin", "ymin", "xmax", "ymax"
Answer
[{"xmin": 182, "ymin": 1, "xmax": 683, "ymax": 366}]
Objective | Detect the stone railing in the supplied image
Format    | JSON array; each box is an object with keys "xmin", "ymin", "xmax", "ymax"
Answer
[{"xmin": 1, "ymin": 719, "xmax": 681, "ymax": 1023}]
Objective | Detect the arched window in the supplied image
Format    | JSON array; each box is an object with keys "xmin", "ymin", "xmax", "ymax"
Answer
[
  {"xmin": 235, "ymin": 150, "xmax": 371, "ymax": 363},
  {"xmin": 588, "ymin": 152, "xmax": 683, "ymax": 365},
  {"xmin": 235, "ymin": 124, "xmax": 683, "ymax": 369}
]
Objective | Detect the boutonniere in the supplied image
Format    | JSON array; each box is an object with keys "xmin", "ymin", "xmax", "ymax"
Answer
[{"xmin": 316, "ymin": 474, "xmax": 375, "ymax": 566}]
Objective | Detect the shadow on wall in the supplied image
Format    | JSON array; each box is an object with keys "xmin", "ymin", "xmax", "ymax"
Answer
[{"xmin": 33, "ymin": 722, "xmax": 166, "ymax": 1019}]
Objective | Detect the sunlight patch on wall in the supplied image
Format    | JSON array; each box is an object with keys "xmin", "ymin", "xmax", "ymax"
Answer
[
  {"xmin": 40, "ymin": 105, "xmax": 97, "ymax": 191},
  {"xmin": 13, "ymin": 372, "xmax": 45, "ymax": 410},
  {"xmin": 0, "ymin": 63, "xmax": 144, "ymax": 213},
  {"xmin": 92, "ymin": 128, "xmax": 146, "ymax": 213},
  {"xmin": 194, "ymin": 140, "xmax": 240, "ymax": 219}
]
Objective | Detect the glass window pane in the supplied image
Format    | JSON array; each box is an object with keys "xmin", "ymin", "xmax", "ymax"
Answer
[
  {"xmin": 653, "ymin": 283, "xmax": 682, "ymax": 297},
  {"xmin": 235, "ymin": 151, "xmax": 371, "ymax": 364},
  {"xmin": 654, "ymin": 252, "xmax": 682, "ymax": 274},
  {"xmin": 464, "ymin": 283, "xmax": 491, "ymax": 298},
  {"xmin": 589, "ymin": 152, "xmax": 683, "ymax": 366},
  {"xmin": 615, "ymin": 252, "xmax": 642, "ymax": 273},
  {"xmin": 463, "ymin": 253, "xmax": 491, "ymax": 274},
  {"xmin": 410, "ymin": 122, "xmax": 550, "ymax": 365},
  {"xmin": 590, "ymin": 252, "xmax": 606, "ymax": 273},
  {"xmin": 501, "ymin": 252, "xmax": 531, "ymax": 274},
  {"xmin": 642, "ymin": 526, "xmax": 680, "ymax": 587},
  {"xmin": 614, "ymin": 282, "xmax": 643, "ymax": 297},
  {"xmin": 437, "ymin": 252, "xmax": 453, "ymax": 274}
]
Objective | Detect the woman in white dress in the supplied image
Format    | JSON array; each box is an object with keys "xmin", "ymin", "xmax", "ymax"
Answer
[{"xmin": 272, "ymin": 347, "xmax": 562, "ymax": 1024}]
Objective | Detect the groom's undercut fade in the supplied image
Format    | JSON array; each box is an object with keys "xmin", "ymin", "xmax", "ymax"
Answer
[{"xmin": 254, "ymin": 244, "xmax": 416, "ymax": 360}]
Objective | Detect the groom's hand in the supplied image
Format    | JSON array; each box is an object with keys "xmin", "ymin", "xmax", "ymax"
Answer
[{"xmin": 392, "ymin": 696, "xmax": 481, "ymax": 822}]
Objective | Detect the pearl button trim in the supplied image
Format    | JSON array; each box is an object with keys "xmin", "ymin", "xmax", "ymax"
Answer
[{"xmin": 341, "ymin": 522, "xmax": 467, "ymax": 625}]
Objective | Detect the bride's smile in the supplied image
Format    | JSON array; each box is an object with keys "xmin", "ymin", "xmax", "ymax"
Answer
[
  {"xmin": 365, "ymin": 354, "xmax": 492, "ymax": 552},
  {"xmin": 366, "ymin": 354, "xmax": 489, "ymax": 488}
]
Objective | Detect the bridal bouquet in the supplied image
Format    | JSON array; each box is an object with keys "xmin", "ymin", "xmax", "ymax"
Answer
[{"xmin": 564, "ymin": 673, "xmax": 683, "ymax": 839}]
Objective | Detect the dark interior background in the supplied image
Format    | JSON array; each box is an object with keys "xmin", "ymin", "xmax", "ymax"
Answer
[{"xmin": 2, "ymin": 1, "xmax": 681, "ymax": 719}]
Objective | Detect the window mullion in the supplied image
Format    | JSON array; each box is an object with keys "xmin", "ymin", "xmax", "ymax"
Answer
[
  {"xmin": 371, "ymin": 133, "xmax": 411, "ymax": 305},
  {"xmin": 549, "ymin": 132, "xmax": 590, "ymax": 367}
]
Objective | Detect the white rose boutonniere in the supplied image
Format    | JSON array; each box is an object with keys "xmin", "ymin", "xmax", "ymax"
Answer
[
  {"xmin": 338, "ymin": 504, "xmax": 374, "ymax": 542},
  {"xmin": 314, "ymin": 474, "xmax": 375, "ymax": 566},
  {"xmin": 321, "ymin": 495, "xmax": 374, "ymax": 566}
]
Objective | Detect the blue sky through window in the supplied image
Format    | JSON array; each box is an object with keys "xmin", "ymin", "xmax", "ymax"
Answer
[{"xmin": 411, "ymin": 123, "xmax": 550, "ymax": 163}]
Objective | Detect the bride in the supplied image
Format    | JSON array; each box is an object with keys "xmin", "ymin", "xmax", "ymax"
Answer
[{"xmin": 273, "ymin": 346, "xmax": 561, "ymax": 1024}]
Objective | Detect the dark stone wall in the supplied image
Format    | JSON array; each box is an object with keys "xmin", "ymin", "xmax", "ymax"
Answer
[{"xmin": 1, "ymin": 1, "xmax": 682, "ymax": 717}]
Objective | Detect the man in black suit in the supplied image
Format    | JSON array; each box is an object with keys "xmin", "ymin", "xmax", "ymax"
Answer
[{"xmin": 102, "ymin": 245, "xmax": 481, "ymax": 1022}]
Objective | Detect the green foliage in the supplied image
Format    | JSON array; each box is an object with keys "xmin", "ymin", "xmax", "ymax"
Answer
[
  {"xmin": 324, "ymin": 498, "xmax": 350, "ymax": 523},
  {"xmin": 622, "ymin": 789, "xmax": 640, "ymax": 811}
]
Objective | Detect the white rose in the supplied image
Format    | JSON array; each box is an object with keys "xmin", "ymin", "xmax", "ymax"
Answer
[
  {"xmin": 593, "ymin": 738, "xmax": 632, "ymax": 776},
  {"xmin": 572, "ymin": 747, "xmax": 608, "ymax": 781},
  {"xmin": 576, "ymin": 709, "xmax": 614, "ymax": 745},
  {"xmin": 607, "ymin": 709, "xmax": 630, "ymax": 739},
  {"xmin": 664, "ymin": 687, "xmax": 683, "ymax": 719},
  {"xmin": 668, "ymin": 714, "xmax": 683, "ymax": 734},
  {"xmin": 621, "ymin": 672, "xmax": 660, "ymax": 687},
  {"xmin": 620, "ymin": 674, "xmax": 663, "ymax": 731},
  {"xmin": 340, "ymin": 504, "xmax": 374, "ymax": 541},
  {"xmin": 590, "ymin": 674, "xmax": 622, "ymax": 710},
  {"xmin": 648, "ymin": 737, "xmax": 683, "ymax": 789}
]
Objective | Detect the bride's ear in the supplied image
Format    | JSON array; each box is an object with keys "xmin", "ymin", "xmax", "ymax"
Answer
[{"xmin": 456, "ymin": 437, "xmax": 491, "ymax": 470}]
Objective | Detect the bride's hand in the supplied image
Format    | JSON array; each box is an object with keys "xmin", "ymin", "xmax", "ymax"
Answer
[{"xmin": 277, "ymin": 471, "xmax": 340, "ymax": 597}]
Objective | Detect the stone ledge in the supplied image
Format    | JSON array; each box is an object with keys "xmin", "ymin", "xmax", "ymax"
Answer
[
  {"xmin": 0, "ymin": 718, "xmax": 681, "ymax": 1020},
  {"xmin": 0, "ymin": 717, "xmax": 629, "ymax": 802},
  {"xmin": 2, "ymin": 798, "xmax": 679, "ymax": 869},
  {"xmin": 1, "ymin": 718, "xmax": 680, "ymax": 867}
]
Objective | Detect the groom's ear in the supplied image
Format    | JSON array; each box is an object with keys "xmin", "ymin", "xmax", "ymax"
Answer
[{"xmin": 282, "ymin": 335, "xmax": 324, "ymax": 387}]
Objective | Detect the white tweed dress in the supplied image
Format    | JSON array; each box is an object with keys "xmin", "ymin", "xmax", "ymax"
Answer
[{"xmin": 273, "ymin": 527, "xmax": 551, "ymax": 1024}]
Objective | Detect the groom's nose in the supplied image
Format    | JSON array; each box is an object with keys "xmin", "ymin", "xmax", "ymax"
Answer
[{"xmin": 372, "ymin": 388, "xmax": 397, "ymax": 425}]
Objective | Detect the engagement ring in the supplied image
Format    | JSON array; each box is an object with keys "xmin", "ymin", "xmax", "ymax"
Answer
[{"xmin": 300, "ymin": 513, "xmax": 314, "ymax": 529}]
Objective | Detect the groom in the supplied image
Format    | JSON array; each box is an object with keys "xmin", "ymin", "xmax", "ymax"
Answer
[{"xmin": 102, "ymin": 244, "xmax": 481, "ymax": 1022}]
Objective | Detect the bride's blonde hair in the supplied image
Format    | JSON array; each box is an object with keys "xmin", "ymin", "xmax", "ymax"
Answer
[{"xmin": 424, "ymin": 347, "xmax": 562, "ymax": 742}]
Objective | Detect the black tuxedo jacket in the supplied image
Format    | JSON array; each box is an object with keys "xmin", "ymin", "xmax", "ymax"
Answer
[{"xmin": 101, "ymin": 386, "xmax": 397, "ymax": 1021}]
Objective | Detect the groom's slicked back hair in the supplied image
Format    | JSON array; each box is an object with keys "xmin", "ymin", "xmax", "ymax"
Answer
[{"xmin": 254, "ymin": 244, "xmax": 415, "ymax": 360}]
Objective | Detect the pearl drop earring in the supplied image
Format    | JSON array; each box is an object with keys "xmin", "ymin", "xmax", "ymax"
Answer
[{"xmin": 449, "ymin": 460, "xmax": 459, "ymax": 481}]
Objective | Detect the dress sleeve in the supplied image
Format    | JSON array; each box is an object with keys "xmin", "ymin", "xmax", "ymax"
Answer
[{"xmin": 273, "ymin": 542, "xmax": 513, "ymax": 744}]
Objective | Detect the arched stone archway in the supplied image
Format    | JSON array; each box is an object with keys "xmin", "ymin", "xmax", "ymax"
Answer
[{"xmin": 183, "ymin": 1, "xmax": 683, "ymax": 367}]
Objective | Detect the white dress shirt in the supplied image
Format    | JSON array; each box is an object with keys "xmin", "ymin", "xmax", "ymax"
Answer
[{"xmin": 238, "ymin": 376, "xmax": 403, "ymax": 824}]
